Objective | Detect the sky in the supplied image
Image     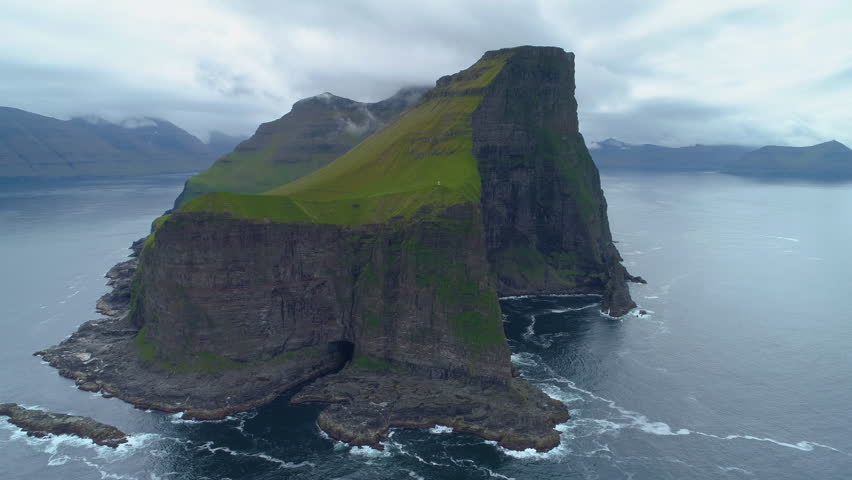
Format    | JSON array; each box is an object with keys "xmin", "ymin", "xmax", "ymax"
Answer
[{"xmin": 1, "ymin": 0, "xmax": 850, "ymax": 147}]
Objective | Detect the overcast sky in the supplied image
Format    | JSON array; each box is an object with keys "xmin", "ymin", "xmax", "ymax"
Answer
[{"xmin": 1, "ymin": 0, "xmax": 850, "ymax": 146}]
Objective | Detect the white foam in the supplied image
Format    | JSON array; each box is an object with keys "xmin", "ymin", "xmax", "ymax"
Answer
[
  {"xmin": 769, "ymin": 235, "xmax": 800, "ymax": 243},
  {"xmin": 197, "ymin": 440, "xmax": 315, "ymax": 468},
  {"xmin": 169, "ymin": 412, "xmax": 202, "ymax": 424},
  {"xmin": 170, "ymin": 411, "xmax": 236, "ymax": 425},
  {"xmin": 499, "ymin": 293, "xmax": 601, "ymax": 300},
  {"xmin": 693, "ymin": 432, "xmax": 850, "ymax": 455},
  {"xmin": 510, "ymin": 352, "xmax": 540, "ymax": 368},
  {"xmin": 450, "ymin": 457, "xmax": 516, "ymax": 479},
  {"xmin": 527, "ymin": 365, "xmax": 852, "ymax": 458},
  {"xmin": 47, "ymin": 454, "xmax": 71, "ymax": 466},
  {"xmin": 428, "ymin": 425, "xmax": 453, "ymax": 434},
  {"xmin": 549, "ymin": 303, "xmax": 599, "ymax": 313},
  {"xmin": 349, "ymin": 444, "xmax": 390, "ymax": 457},
  {"xmin": 522, "ymin": 314, "xmax": 537, "ymax": 340},
  {"xmin": 718, "ymin": 466, "xmax": 753, "ymax": 475},
  {"xmin": 406, "ymin": 470, "xmax": 425, "ymax": 480}
]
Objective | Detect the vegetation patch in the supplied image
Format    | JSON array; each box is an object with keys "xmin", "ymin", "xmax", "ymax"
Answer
[
  {"xmin": 351, "ymin": 355, "xmax": 390, "ymax": 370},
  {"xmin": 448, "ymin": 287, "xmax": 505, "ymax": 352},
  {"xmin": 180, "ymin": 192, "xmax": 314, "ymax": 223},
  {"xmin": 177, "ymin": 52, "xmax": 514, "ymax": 225}
]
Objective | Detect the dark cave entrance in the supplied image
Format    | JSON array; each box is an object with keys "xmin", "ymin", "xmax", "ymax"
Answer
[{"xmin": 328, "ymin": 340, "xmax": 354, "ymax": 365}]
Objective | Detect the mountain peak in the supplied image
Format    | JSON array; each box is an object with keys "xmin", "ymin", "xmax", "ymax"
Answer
[
  {"xmin": 821, "ymin": 139, "xmax": 850, "ymax": 151},
  {"xmin": 593, "ymin": 138, "xmax": 631, "ymax": 150}
]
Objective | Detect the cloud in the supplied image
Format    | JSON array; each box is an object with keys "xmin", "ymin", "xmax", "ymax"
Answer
[{"xmin": 0, "ymin": 0, "xmax": 849, "ymax": 147}]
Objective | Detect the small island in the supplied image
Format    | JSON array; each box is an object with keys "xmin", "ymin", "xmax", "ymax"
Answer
[
  {"xmin": 38, "ymin": 46, "xmax": 640, "ymax": 452},
  {"xmin": 0, "ymin": 403, "xmax": 127, "ymax": 448}
]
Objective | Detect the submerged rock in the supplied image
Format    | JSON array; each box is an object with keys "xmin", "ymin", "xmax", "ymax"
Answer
[{"xmin": 0, "ymin": 403, "xmax": 127, "ymax": 448}]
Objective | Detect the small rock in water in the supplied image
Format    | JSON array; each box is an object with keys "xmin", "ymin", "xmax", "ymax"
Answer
[{"xmin": 0, "ymin": 403, "xmax": 128, "ymax": 447}]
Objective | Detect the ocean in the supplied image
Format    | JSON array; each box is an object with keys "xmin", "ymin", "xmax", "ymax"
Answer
[{"xmin": 1, "ymin": 171, "xmax": 850, "ymax": 479}]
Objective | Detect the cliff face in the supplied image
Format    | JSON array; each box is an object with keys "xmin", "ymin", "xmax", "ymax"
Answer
[
  {"xmin": 174, "ymin": 87, "xmax": 428, "ymax": 206},
  {"xmin": 472, "ymin": 47, "xmax": 635, "ymax": 314},
  {"xmin": 136, "ymin": 203, "xmax": 510, "ymax": 382},
  {"xmin": 40, "ymin": 46, "xmax": 635, "ymax": 452}
]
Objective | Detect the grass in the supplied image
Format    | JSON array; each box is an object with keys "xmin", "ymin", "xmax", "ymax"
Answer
[
  {"xmin": 264, "ymin": 94, "xmax": 485, "ymax": 224},
  {"xmin": 351, "ymin": 355, "xmax": 390, "ymax": 370},
  {"xmin": 177, "ymin": 51, "xmax": 516, "ymax": 225},
  {"xmin": 443, "ymin": 52, "xmax": 510, "ymax": 91},
  {"xmin": 180, "ymin": 192, "xmax": 313, "ymax": 223}
]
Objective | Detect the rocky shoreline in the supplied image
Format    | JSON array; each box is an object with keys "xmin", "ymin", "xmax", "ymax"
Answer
[
  {"xmin": 0, "ymin": 403, "xmax": 127, "ymax": 448},
  {"xmin": 293, "ymin": 369, "xmax": 569, "ymax": 451}
]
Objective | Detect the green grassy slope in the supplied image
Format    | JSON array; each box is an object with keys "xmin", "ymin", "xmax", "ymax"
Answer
[
  {"xmin": 174, "ymin": 89, "xmax": 429, "ymax": 207},
  {"xmin": 180, "ymin": 53, "xmax": 511, "ymax": 225}
]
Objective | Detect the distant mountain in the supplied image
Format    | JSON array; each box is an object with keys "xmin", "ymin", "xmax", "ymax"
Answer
[
  {"xmin": 206, "ymin": 130, "xmax": 249, "ymax": 157},
  {"xmin": 174, "ymin": 86, "xmax": 430, "ymax": 206},
  {"xmin": 0, "ymin": 107, "xmax": 221, "ymax": 178},
  {"xmin": 722, "ymin": 140, "xmax": 852, "ymax": 179},
  {"xmin": 590, "ymin": 138, "xmax": 752, "ymax": 172}
]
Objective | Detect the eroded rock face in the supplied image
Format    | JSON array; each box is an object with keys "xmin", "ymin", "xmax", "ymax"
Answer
[
  {"xmin": 0, "ymin": 403, "xmax": 127, "ymax": 448},
  {"xmin": 136, "ymin": 204, "xmax": 511, "ymax": 382},
  {"xmin": 473, "ymin": 46, "xmax": 636, "ymax": 316}
]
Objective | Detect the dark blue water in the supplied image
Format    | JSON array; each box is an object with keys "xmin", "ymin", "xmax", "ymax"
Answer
[{"xmin": 1, "ymin": 172, "xmax": 850, "ymax": 479}]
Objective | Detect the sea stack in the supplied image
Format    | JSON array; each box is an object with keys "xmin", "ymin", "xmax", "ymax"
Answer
[{"xmin": 39, "ymin": 46, "xmax": 637, "ymax": 451}]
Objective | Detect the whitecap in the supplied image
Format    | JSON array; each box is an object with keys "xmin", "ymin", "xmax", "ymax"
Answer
[
  {"xmin": 499, "ymin": 293, "xmax": 601, "ymax": 300},
  {"xmin": 522, "ymin": 314, "xmax": 537, "ymax": 340},
  {"xmin": 197, "ymin": 440, "xmax": 315, "ymax": 468},
  {"xmin": 769, "ymin": 236, "xmax": 800, "ymax": 243},
  {"xmin": 549, "ymin": 303, "xmax": 599, "ymax": 313},
  {"xmin": 349, "ymin": 445, "xmax": 390, "ymax": 457},
  {"xmin": 718, "ymin": 465, "xmax": 753, "ymax": 475},
  {"xmin": 428, "ymin": 425, "xmax": 453, "ymax": 434},
  {"xmin": 450, "ymin": 457, "xmax": 516, "ymax": 479},
  {"xmin": 510, "ymin": 352, "xmax": 540, "ymax": 368}
]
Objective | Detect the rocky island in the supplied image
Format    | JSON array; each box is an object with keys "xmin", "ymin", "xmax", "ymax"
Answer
[
  {"xmin": 39, "ymin": 46, "xmax": 640, "ymax": 452},
  {"xmin": 0, "ymin": 403, "xmax": 127, "ymax": 448}
]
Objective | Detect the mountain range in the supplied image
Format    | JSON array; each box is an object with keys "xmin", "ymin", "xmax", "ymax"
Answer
[
  {"xmin": 591, "ymin": 138, "xmax": 852, "ymax": 179},
  {"xmin": 0, "ymin": 107, "xmax": 246, "ymax": 178}
]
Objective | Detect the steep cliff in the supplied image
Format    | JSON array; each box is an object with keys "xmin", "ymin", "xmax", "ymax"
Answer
[
  {"xmin": 173, "ymin": 87, "xmax": 428, "ymax": 206},
  {"xmin": 40, "ymin": 46, "xmax": 636, "ymax": 452},
  {"xmin": 471, "ymin": 47, "xmax": 637, "ymax": 314}
]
